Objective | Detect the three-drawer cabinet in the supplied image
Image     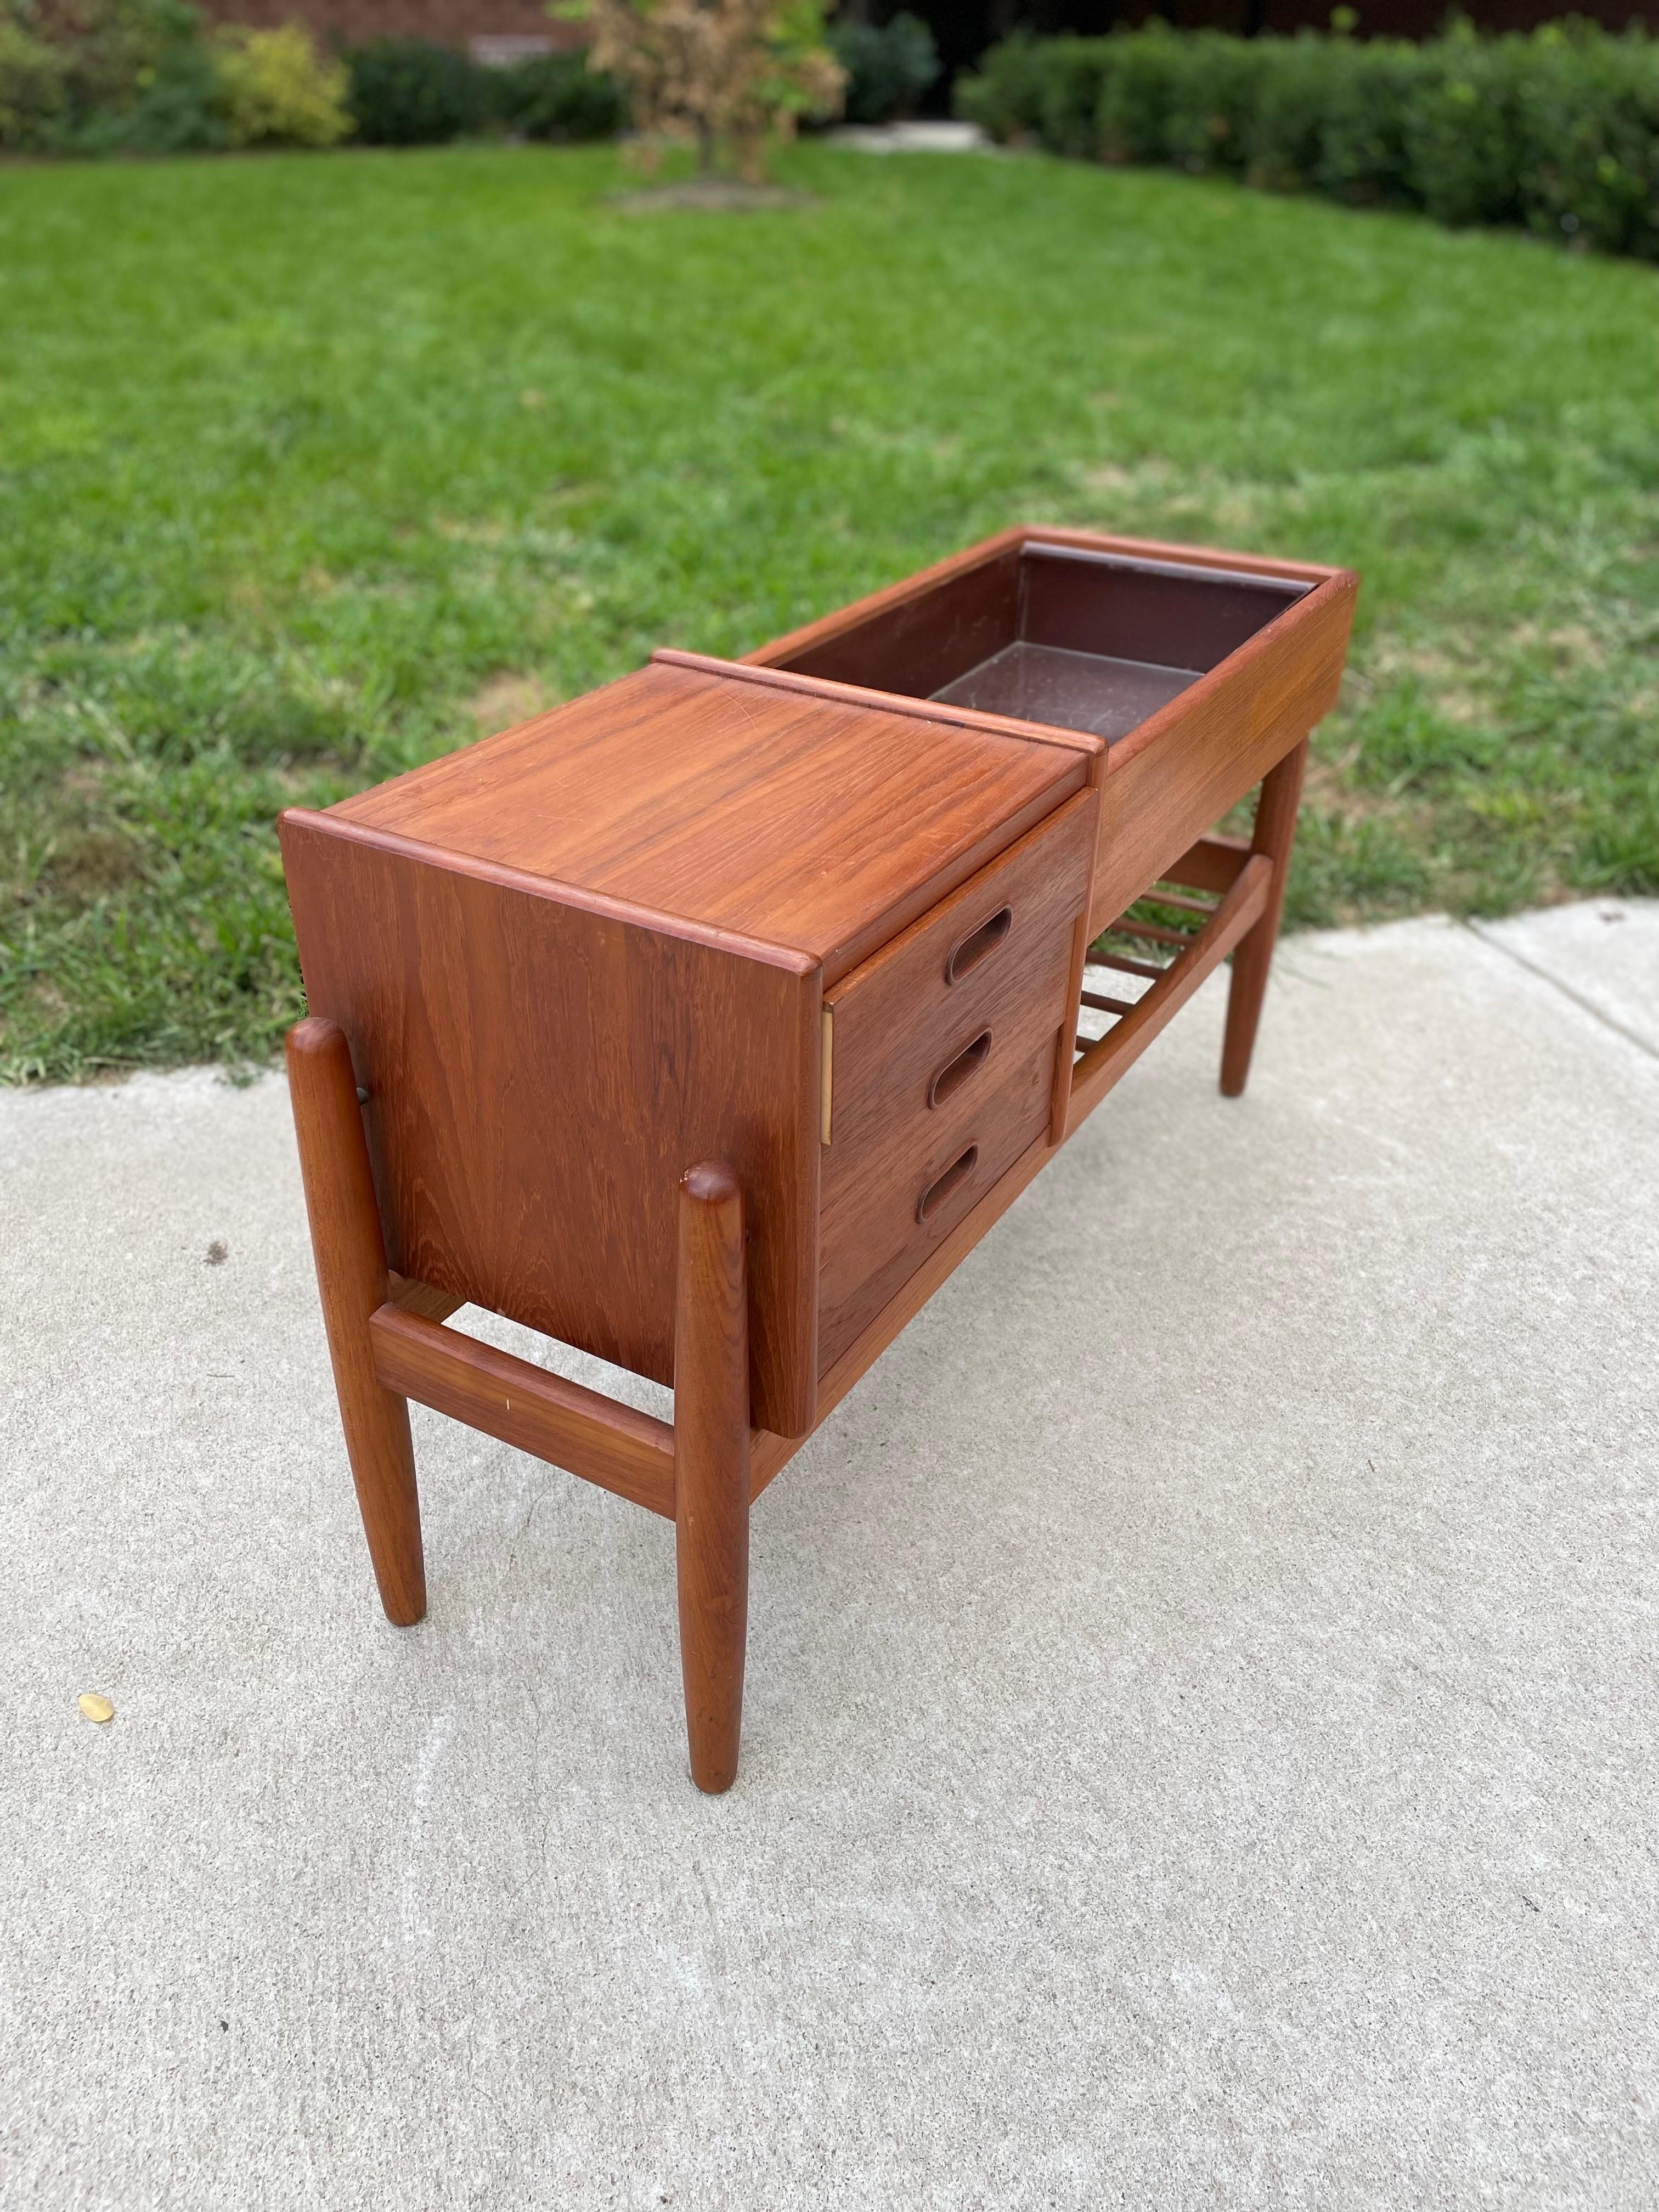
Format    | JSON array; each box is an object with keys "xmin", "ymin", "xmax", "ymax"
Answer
[
  {"xmin": 280, "ymin": 525, "xmax": 1357, "ymax": 1790},
  {"xmin": 819, "ymin": 794, "xmax": 1096, "ymax": 1370}
]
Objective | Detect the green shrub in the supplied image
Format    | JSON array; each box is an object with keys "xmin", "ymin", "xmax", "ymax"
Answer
[
  {"xmin": 1401, "ymin": 26, "xmax": 1526, "ymax": 228},
  {"xmin": 1093, "ymin": 28, "xmax": 1170, "ymax": 165},
  {"xmin": 1513, "ymin": 23, "xmax": 1659, "ymax": 257},
  {"xmin": 955, "ymin": 17, "xmax": 1659, "ymax": 262},
  {"xmin": 1245, "ymin": 32, "xmax": 1350, "ymax": 191},
  {"xmin": 10, "ymin": 0, "xmax": 224, "ymax": 150},
  {"xmin": 27, "ymin": 0, "xmax": 182, "ymax": 112},
  {"xmin": 489, "ymin": 49, "xmax": 623, "ymax": 141},
  {"xmin": 1312, "ymin": 36, "xmax": 1425, "ymax": 206},
  {"xmin": 828, "ymin": 10, "xmax": 939, "ymax": 126},
  {"xmin": 345, "ymin": 37, "xmax": 486, "ymax": 145},
  {"xmin": 952, "ymin": 27, "xmax": 1044, "ymax": 143},
  {"xmin": 1032, "ymin": 35, "xmax": 1114, "ymax": 159},
  {"xmin": 4, "ymin": 0, "xmax": 627, "ymax": 156},
  {"xmin": 949, "ymin": 29, "xmax": 1114, "ymax": 157},
  {"xmin": 46, "ymin": 0, "xmax": 229, "ymax": 153},
  {"xmin": 215, "ymin": 21, "xmax": 351, "ymax": 148},
  {"xmin": 0, "ymin": 19, "xmax": 68, "ymax": 147},
  {"xmin": 1154, "ymin": 30, "xmax": 1268, "ymax": 177},
  {"xmin": 72, "ymin": 35, "xmax": 224, "ymax": 149}
]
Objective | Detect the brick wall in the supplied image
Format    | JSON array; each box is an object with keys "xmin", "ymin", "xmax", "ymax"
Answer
[
  {"xmin": 196, "ymin": 0, "xmax": 586, "ymax": 55},
  {"xmin": 200, "ymin": 0, "xmax": 1659, "ymax": 67}
]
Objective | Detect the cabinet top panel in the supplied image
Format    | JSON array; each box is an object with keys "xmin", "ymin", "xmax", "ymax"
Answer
[{"xmin": 329, "ymin": 661, "xmax": 1087, "ymax": 983}]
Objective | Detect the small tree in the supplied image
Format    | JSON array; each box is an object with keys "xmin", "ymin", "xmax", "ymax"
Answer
[{"xmin": 572, "ymin": 0, "xmax": 844, "ymax": 184}]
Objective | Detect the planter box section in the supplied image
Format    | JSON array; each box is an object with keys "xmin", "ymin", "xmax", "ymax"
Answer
[{"xmin": 742, "ymin": 525, "xmax": 1357, "ymax": 938}]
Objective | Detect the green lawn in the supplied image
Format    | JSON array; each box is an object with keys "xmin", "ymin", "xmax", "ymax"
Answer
[{"xmin": 2, "ymin": 142, "xmax": 1656, "ymax": 1080}]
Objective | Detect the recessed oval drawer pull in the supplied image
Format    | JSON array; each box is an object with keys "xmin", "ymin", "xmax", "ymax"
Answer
[
  {"xmin": 945, "ymin": 906, "xmax": 1012, "ymax": 985},
  {"xmin": 916, "ymin": 1145, "xmax": 979, "ymax": 1225},
  {"xmin": 927, "ymin": 1030, "xmax": 992, "ymax": 1109}
]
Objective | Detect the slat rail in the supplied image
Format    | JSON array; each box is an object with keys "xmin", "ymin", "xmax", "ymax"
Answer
[{"xmin": 1066, "ymin": 853, "xmax": 1272, "ymax": 1138}]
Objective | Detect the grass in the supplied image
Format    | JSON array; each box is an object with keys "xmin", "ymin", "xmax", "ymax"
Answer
[{"xmin": 1, "ymin": 141, "xmax": 1656, "ymax": 1081}]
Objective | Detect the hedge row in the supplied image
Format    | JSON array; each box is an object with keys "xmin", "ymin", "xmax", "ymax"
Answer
[
  {"xmin": 0, "ymin": 0, "xmax": 344, "ymax": 153},
  {"xmin": 0, "ymin": 1, "xmax": 942, "ymax": 158},
  {"xmin": 955, "ymin": 20, "xmax": 1659, "ymax": 261},
  {"xmin": 349, "ymin": 13, "xmax": 942, "ymax": 146},
  {"xmin": 0, "ymin": 1, "xmax": 625, "ymax": 155},
  {"xmin": 345, "ymin": 40, "xmax": 623, "ymax": 147}
]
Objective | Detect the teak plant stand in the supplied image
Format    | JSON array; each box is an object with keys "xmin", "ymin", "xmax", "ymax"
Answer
[{"xmin": 281, "ymin": 526, "xmax": 1358, "ymax": 1792}]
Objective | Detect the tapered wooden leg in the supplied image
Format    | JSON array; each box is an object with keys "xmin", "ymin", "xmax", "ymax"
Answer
[
  {"xmin": 674, "ymin": 1162, "xmax": 751, "ymax": 1794},
  {"xmin": 1220, "ymin": 737, "xmax": 1308, "ymax": 1098},
  {"xmin": 285, "ymin": 1017, "xmax": 426, "ymax": 1626}
]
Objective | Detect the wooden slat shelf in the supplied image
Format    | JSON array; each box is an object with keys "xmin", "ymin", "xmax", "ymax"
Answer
[
  {"xmin": 1087, "ymin": 948, "xmax": 1169, "ymax": 982},
  {"xmin": 1106, "ymin": 915, "xmax": 1198, "ymax": 950}
]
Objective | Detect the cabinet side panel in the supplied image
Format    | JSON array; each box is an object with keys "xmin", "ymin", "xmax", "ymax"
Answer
[{"xmin": 280, "ymin": 817, "xmax": 819, "ymax": 1438}]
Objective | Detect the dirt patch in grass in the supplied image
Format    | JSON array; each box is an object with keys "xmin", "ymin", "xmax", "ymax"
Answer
[
  {"xmin": 1352, "ymin": 637, "xmax": 1491, "ymax": 727},
  {"xmin": 37, "ymin": 828, "xmax": 148, "ymax": 905},
  {"xmin": 1302, "ymin": 748, "xmax": 1436, "ymax": 836},
  {"xmin": 609, "ymin": 181, "xmax": 814, "ymax": 213},
  {"xmin": 470, "ymin": 673, "xmax": 561, "ymax": 733},
  {"xmin": 1506, "ymin": 620, "xmax": 1608, "ymax": 665},
  {"xmin": 1081, "ymin": 458, "xmax": 1174, "ymax": 500}
]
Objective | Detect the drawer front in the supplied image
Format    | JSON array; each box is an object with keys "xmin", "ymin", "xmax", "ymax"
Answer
[{"xmin": 818, "ymin": 788, "xmax": 1097, "ymax": 1372}]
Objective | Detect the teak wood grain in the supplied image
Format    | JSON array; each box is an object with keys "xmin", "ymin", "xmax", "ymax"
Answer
[
  {"xmin": 744, "ymin": 523, "xmax": 1342, "ymax": 681},
  {"xmin": 285, "ymin": 1018, "xmax": 426, "ymax": 1626},
  {"xmin": 750, "ymin": 537, "xmax": 1028, "ymax": 700},
  {"xmin": 1221, "ymin": 739, "xmax": 1308, "ymax": 1097},
  {"xmin": 280, "ymin": 525, "xmax": 1358, "ymax": 1793},
  {"xmin": 370, "ymin": 1303, "xmax": 676, "ymax": 1519},
  {"xmin": 819, "ymin": 789, "xmax": 1096, "ymax": 1369},
  {"xmin": 651, "ymin": 647, "xmax": 1104, "ymax": 762},
  {"xmin": 674, "ymin": 1163, "xmax": 751, "ymax": 1794},
  {"xmin": 1085, "ymin": 590, "xmax": 1349, "ymax": 935},
  {"xmin": 742, "ymin": 524, "xmax": 1355, "ymax": 944},
  {"xmin": 329, "ymin": 660, "xmax": 1085, "ymax": 988},
  {"xmin": 751, "ymin": 1122, "xmax": 1065, "ymax": 1504},
  {"xmin": 280, "ymin": 812, "xmax": 822, "ymax": 1438},
  {"xmin": 1066, "ymin": 855, "xmax": 1273, "ymax": 1137},
  {"xmin": 1159, "ymin": 831, "xmax": 1252, "ymax": 896}
]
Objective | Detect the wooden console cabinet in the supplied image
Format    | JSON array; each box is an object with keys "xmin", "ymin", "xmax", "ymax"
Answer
[{"xmin": 280, "ymin": 526, "xmax": 1357, "ymax": 1790}]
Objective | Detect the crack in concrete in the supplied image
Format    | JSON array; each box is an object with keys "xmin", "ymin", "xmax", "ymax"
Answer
[{"xmin": 1465, "ymin": 919, "xmax": 1659, "ymax": 1066}]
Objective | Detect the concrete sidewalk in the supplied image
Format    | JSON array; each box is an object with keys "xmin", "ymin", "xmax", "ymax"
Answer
[{"xmin": 3, "ymin": 904, "xmax": 1656, "ymax": 2210}]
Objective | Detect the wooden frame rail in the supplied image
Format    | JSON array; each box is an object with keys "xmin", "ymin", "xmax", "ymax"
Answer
[
  {"xmin": 1065, "ymin": 850, "xmax": 1272, "ymax": 1139},
  {"xmin": 376, "ymin": 1271, "xmax": 809, "ymax": 1513},
  {"xmin": 1163, "ymin": 828, "xmax": 1253, "ymax": 895},
  {"xmin": 370, "ymin": 1302, "xmax": 678, "ymax": 1520}
]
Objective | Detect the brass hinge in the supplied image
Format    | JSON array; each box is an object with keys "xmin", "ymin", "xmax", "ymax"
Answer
[{"xmin": 820, "ymin": 1005, "xmax": 833, "ymax": 1146}]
